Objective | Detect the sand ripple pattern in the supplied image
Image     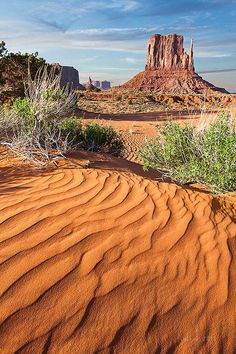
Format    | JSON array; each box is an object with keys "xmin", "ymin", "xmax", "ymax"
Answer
[
  {"xmin": 122, "ymin": 132, "xmax": 145, "ymax": 163},
  {"xmin": 0, "ymin": 168, "xmax": 235, "ymax": 353}
]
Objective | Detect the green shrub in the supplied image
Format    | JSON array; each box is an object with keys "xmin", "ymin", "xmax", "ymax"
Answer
[
  {"xmin": 12, "ymin": 97, "xmax": 34, "ymax": 132},
  {"xmin": 42, "ymin": 88, "xmax": 65, "ymax": 101},
  {"xmin": 60, "ymin": 117, "xmax": 83, "ymax": 144},
  {"xmin": 82, "ymin": 122, "xmax": 123, "ymax": 155},
  {"xmin": 102, "ymin": 125, "xmax": 124, "ymax": 155},
  {"xmin": 0, "ymin": 66, "xmax": 77, "ymax": 166},
  {"xmin": 83, "ymin": 122, "xmax": 106, "ymax": 147},
  {"xmin": 0, "ymin": 62, "xmax": 124, "ymax": 166},
  {"xmin": 140, "ymin": 114, "xmax": 236, "ymax": 193}
]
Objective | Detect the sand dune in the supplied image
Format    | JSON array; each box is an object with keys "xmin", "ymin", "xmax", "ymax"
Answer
[{"xmin": 0, "ymin": 159, "xmax": 235, "ymax": 353}]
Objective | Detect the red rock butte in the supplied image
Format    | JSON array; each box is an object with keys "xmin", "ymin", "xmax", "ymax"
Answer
[{"xmin": 116, "ymin": 34, "xmax": 228, "ymax": 94}]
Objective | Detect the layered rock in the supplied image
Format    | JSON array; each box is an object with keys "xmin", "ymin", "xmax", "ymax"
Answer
[
  {"xmin": 116, "ymin": 34, "xmax": 228, "ymax": 94},
  {"xmin": 146, "ymin": 34, "xmax": 194, "ymax": 72}
]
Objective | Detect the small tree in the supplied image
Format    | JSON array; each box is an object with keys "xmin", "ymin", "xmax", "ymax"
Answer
[
  {"xmin": 0, "ymin": 42, "xmax": 46, "ymax": 100},
  {"xmin": 0, "ymin": 41, "xmax": 7, "ymax": 58}
]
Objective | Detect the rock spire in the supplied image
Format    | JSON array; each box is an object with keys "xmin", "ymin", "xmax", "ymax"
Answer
[{"xmin": 115, "ymin": 34, "xmax": 228, "ymax": 94}]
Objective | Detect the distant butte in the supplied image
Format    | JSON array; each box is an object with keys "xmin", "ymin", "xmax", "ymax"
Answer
[{"xmin": 116, "ymin": 34, "xmax": 228, "ymax": 94}]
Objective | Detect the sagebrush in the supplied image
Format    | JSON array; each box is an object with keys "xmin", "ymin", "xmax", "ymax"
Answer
[
  {"xmin": 61, "ymin": 119, "xmax": 124, "ymax": 155},
  {"xmin": 140, "ymin": 113, "xmax": 236, "ymax": 193},
  {"xmin": 0, "ymin": 66, "xmax": 123, "ymax": 166},
  {"xmin": 0, "ymin": 66, "xmax": 77, "ymax": 166}
]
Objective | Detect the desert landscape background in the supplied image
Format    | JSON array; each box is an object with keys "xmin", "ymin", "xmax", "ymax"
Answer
[{"xmin": 0, "ymin": 1, "xmax": 236, "ymax": 353}]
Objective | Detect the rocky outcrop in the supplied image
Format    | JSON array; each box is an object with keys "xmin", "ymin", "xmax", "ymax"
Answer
[
  {"xmin": 91, "ymin": 80, "xmax": 111, "ymax": 90},
  {"xmin": 146, "ymin": 34, "xmax": 194, "ymax": 72},
  {"xmin": 84, "ymin": 78, "xmax": 111, "ymax": 91},
  {"xmin": 116, "ymin": 34, "xmax": 228, "ymax": 94},
  {"xmin": 85, "ymin": 77, "xmax": 97, "ymax": 91},
  {"xmin": 52, "ymin": 64, "xmax": 85, "ymax": 90}
]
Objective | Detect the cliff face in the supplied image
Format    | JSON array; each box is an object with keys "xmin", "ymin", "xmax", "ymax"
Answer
[
  {"xmin": 116, "ymin": 34, "xmax": 228, "ymax": 94},
  {"xmin": 146, "ymin": 34, "xmax": 194, "ymax": 72},
  {"xmin": 52, "ymin": 64, "xmax": 85, "ymax": 90}
]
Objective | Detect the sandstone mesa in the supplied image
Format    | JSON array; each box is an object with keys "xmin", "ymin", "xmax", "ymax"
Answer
[{"xmin": 116, "ymin": 34, "xmax": 228, "ymax": 94}]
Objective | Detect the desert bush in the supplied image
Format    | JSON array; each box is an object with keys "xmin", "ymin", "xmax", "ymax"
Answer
[
  {"xmin": 0, "ymin": 66, "xmax": 77, "ymax": 166},
  {"xmin": 60, "ymin": 117, "xmax": 83, "ymax": 144},
  {"xmin": 82, "ymin": 122, "xmax": 124, "ymax": 155},
  {"xmin": 83, "ymin": 122, "xmax": 106, "ymax": 148},
  {"xmin": 140, "ymin": 113, "xmax": 236, "ymax": 193}
]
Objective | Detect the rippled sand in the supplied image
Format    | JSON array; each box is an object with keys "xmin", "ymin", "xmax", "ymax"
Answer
[{"xmin": 0, "ymin": 155, "xmax": 235, "ymax": 353}]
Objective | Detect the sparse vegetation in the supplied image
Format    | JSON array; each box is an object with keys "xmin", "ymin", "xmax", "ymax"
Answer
[
  {"xmin": 78, "ymin": 90, "xmax": 235, "ymax": 115},
  {"xmin": 140, "ymin": 113, "xmax": 236, "ymax": 193},
  {"xmin": 0, "ymin": 66, "xmax": 124, "ymax": 166},
  {"xmin": 82, "ymin": 122, "xmax": 124, "ymax": 154},
  {"xmin": 128, "ymin": 98, "xmax": 133, "ymax": 105},
  {"xmin": 60, "ymin": 119, "xmax": 124, "ymax": 155},
  {"xmin": 0, "ymin": 66, "xmax": 77, "ymax": 166}
]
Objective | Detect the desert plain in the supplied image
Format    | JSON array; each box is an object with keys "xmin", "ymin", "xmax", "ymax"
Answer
[
  {"xmin": 0, "ymin": 30, "xmax": 236, "ymax": 354},
  {"xmin": 0, "ymin": 98, "xmax": 236, "ymax": 353}
]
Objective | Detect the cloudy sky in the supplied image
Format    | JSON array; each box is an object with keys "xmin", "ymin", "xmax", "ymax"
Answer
[{"xmin": 1, "ymin": 0, "xmax": 236, "ymax": 91}]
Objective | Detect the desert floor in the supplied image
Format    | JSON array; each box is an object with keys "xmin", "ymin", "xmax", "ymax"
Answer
[
  {"xmin": 0, "ymin": 111, "xmax": 235, "ymax": 354},
  {"xmin": 79, "ymin": 109, "xmax": 213, "ymax": 163}
]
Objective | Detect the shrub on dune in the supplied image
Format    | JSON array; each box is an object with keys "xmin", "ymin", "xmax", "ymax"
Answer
[
  {"xmin": 140, "ymin": 113, "xmax": 236, "ymax": 193},
  {"xmin": 60, "ymin": 117, "xmax": 83, "ymax": 145},
  {"xmin": 0, "ymin": 66, "xmax": 77, "ymax": 166},
  {"xmin": 0, "ymin": 66, "xmax": 124, "ymax": 166},
  {"xmin": 82, "ymin": 122, "xmax": 124, "ymax": 155}
]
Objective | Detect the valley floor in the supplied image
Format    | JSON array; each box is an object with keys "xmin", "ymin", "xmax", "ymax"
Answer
[{"xmin": 0, "ymin": 112, "xmax": 235, "ymax": 353}]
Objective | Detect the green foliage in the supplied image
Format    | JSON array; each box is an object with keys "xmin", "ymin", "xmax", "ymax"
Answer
[
  {"xmin": 84, "ymin": 122, "xmax": 106, "ymax": 147},
  {"xmin": 102, "ymin": 125, "xmax": 124, "ymax": 155},
  {"xmin": 0, "ymin": 66, "xmax": 77, "ymax": 166},
  {"xmin": 60, "ymin": 117, "xmax": 83, "ymax": 143},
  {"xmin": 60, "ymin": 119, "xmax": 124, "ymax": 155},
  {"xmin": 140, "ymin": 114, "xmax": 236, "ymax": 193},
  {"xmin": 0, "ymin": 42, "xmax": 46, "ymax": 100},
  {"xmin": 82, "ymin": 122, "xmax": 124, "ymax": 154},
  {"xmin": 12, "ymin": 97, "xmax": 34, "ymax": 131}
]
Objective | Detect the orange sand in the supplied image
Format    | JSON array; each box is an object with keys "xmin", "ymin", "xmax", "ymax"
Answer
[{"xmin": 0, "ymin": 151, "xmax": 235, "ymax": 353}]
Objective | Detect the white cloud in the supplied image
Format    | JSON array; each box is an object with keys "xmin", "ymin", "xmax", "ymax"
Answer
[
  {"xmin": 124, "ymin": 57, "xmax": 144, "ymax": 64},
  {"xmin": 121, "ymin": 0, "xmax": 140, "ymax": 12},
  {"xmin": 195, "ymin": 50, "xmax": 232, "ymax": 58},
  {"xmin": 125, "ymin": 57, "xmax": 137, "ymax": 63},
  {"xmin": 0, "ymin": 19, "xmax": 160, "ymax": 53}
]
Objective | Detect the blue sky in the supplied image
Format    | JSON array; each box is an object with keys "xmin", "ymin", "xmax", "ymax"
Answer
[{"xmin": 1, "ymin": 0, "xmax": 236, "ymax": 91}]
